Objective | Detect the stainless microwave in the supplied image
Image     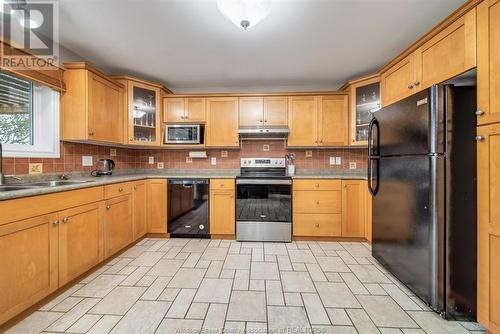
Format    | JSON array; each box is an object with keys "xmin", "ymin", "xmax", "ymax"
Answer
[{"xmin": 164, "ymin": 124, "xmax": 204, "ymax": 144}]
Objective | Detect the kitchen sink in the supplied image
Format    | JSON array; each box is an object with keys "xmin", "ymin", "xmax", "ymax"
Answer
[
  {"xmin": 23, "ymin": 180, "xmax": 96, "ymax": 187},
  {"xmin": 0, "ymin": 186, "xmax": 38, "ymax": 192}
]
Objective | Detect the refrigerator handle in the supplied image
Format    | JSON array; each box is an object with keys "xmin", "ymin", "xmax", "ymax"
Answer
[{"xmin": 368, "ymin": 118, "xmax": 380, "ymax": 196}]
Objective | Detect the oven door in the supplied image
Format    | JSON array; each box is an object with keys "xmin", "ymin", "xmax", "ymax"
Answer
[
  {"xmin": 236, "ymin": 179, "xmax": 292, "ymax": 242},
  {"xmin": 164, "ymin": 125, "xmax": 203, "ymax": 144}
]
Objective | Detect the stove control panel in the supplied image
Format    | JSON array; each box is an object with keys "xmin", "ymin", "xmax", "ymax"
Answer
[{"xmin": 240, "ymin": 158, "xmax": 285, "ymax": 168}]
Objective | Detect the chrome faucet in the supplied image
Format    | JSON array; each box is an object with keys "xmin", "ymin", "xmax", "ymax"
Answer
[{"xmin": 0, "ymin": 143, "xmax": 4, "ymax": 185}]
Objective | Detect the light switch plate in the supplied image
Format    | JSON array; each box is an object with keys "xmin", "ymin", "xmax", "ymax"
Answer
[
  {"xmin": 82, "ymin": 155, "xmax": 93, "ymax": 166},
  {"xmin": 263, "ymin": 144, "xmax": 270, "ymax": 152},
  {"xmin": 305, "ymin": 150, "xmax": 313, "ymax": 158},
  {"xmin": 148, "ymin": 156, "xmax": 154, "ymax": 164},
  {"xmin": 211, "ymin": 157, "xmax": 217, "ymax": 165},
  {"xmin": 329, "ymin": 157, "xmax": 336, "ymax": 165},
  {"xmin": 110, "ymin": 148, "xmax": 117, "ymax": 157},
  {"xmin": 335, "ymin": 157, "xmax": 342, "ymax": 165},
  {"xmin": 221, "ymin": 150, "xmax": 228, "ymax": 158},
  {"xmin": 157, "ymin": 162, "xmax": 164, "ymax": 169},
  {"xmin": 349, "ymin": 162, "xmax": 357, "ymax": 169},
  {"xmin": 186, "ymin": 157, "xmax": 193, "ymax": 163},
  {"xmin": 28, "ymin": 163, "xmax": 43, "ymax": 174}
]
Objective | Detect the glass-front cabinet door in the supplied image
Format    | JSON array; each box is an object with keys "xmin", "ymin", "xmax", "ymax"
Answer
[
  {"xmin": 349, "ymin": 77, "xmax": 380, "ymax": 146},
  {"xmin": 112, "ymin": 76, "xmax": 163, "ymax": 146},
  {"xmin": 129, "ymin": 83, "xmax": 161, "ymax": 145}
]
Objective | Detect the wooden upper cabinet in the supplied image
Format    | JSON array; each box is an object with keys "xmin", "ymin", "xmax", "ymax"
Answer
[
  {"xmin": 415, "ymin": 8, "xmax": 476, "ymax": 91},
  {"xmin": 164, "ymin": 97, "xmax": 206, "ymax": 123},
  {"xmin": 318, "ymin": 95, "xmax": 349, "ymax": 146},
  {"xmin": 478, "ymin": 0, "xmax": 500, "ymax": 125},
  {"xmin": 206, "ymin": 97, "xmax": 239, "ymax": 147},
  {"xmin": 288, "ymin": 96, "xmax": 319, "ymax": 147},
  {"xmin": 381, "ymin": 8, "xmax": 476, "ymax": 108},
  {"xmin": 0, "ymin": 214, "xmax": 58, "ymax": 325},
  {"xmin": 62, "ymin": 63, "xmax": 124, "ymax": 144},
  {"xmin": 477, "ymin": 123, "xmax": 500, "ymax": 333},
  {"xmin": 114, "ymin": 78, "xmax": 162, "ymax": 146},
  {"xmin": 264, "ymin": 96, "xmax": 288, "ymax": 126},
  {"xmin": 58, "ymin": 203, "xmax": 102, "ymax": 286},
  {"xmin": 380, "ymin": 53, "xmax": 417, "ymax": 107},
  {"xmin": 239, "ymin": 97, "xmax": 264, "ymax": 126},
  {"xmin": 164, "ymin": 98, "xmax": 185, "ymax": 122}
]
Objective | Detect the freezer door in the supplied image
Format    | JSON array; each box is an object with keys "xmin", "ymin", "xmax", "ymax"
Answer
[
  {"xmin": 372, "ymin": 155, "xmax": 444, "ymax": 310},
  {"xmin": 376, "ymin": 86, "xmax": 444, "ymax": 156}
]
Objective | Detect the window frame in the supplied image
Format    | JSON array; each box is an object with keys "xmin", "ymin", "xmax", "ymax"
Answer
[{"xmin": 1, "ymin": 74, "xmax": 60, "ymax": 158}]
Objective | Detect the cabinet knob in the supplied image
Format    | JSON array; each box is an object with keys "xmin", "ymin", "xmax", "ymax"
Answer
[
  {"xmin": 315, "ymin": 223, "xmax": 320, "ymax": 228},
  {"xmin": 220, "ymin": 184, "xmax": 224, "ymax": 187},
  {"xmin": 316, "ymin": 201, "xmax": 320, "ymax": 205},
  {"xmin": 119, "ymin": 187, "xmax": 123, "ymax": 192},
  {"xmin": 106, "ymin": 205, "xmax": 111, "ymax": 210},
  {"xmin": 475, "ymin": 136, "xmax": 485, "ymax": 142},
  {"xmin": 408, "ymin": 84, "xmax": 414, "ymax": 89},
  {"xmin": 315, "ymin": 184, "xmax": 319, "ymax": 188},
  {"xmin": 315, "ymin": 140, "xmax": 318, "ymax": 143},
  {"xmin": 320, "ymin": 140, "xmax": 323, "ymax": 143},
  {"xmin": 130, "ymin": 138, "xmax": 134, "ymax": 141},
  {"xmin": 62, "ymin": 217, "xmax": 69, "ymax": 223},
  {"xmin": 134, "ymin": 185, "xmax": 137, "ymax": 190},
  {"xmin": 264, "ymin": 120, "xmax": 268, "ymax": 123},
  {"xmin": 414, "ymin": 81, "xmax": 420, "ymax": 86},
  {"xmin": 89, "ymin": 131, "xmax": 94, "ymax": 136},
  {"xmin": 475, "ymin": 110, "xmax": 485, "ymax": 116},
  {"xmin": 259, "ymin": 120, "xmax": 263, "ymax": 123},
  {"xmin": 52, "ymin": 220, "xmax": 60, "ymax": 226}
]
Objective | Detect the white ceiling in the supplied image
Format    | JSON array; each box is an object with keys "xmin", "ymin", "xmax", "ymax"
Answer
[{"xmin": 58, "ymin": 0, "xmax": 467, "ymax": 93}]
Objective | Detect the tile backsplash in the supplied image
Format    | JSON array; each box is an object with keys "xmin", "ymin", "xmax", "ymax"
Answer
[{"xmin": 3, "ymin": 141, "xmax": 367, "ymax": 175}]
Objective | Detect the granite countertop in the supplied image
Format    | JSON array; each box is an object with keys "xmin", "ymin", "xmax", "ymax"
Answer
[{"xmin": 0, "ymin": 168, "xmax": 367, "ymax": 201}]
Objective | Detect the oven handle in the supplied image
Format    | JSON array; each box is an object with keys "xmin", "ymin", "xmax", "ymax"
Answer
[{"xmin": 236, "ymin": 179, "xmax": 292, "ymax": 185}]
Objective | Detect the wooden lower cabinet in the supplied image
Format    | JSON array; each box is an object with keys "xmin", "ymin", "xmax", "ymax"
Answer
[
  {"xmin": 477, "ymin": 123, "xmax": 500, "ymax": 332},
  {"xmin": 0, "ymin": 214, "xmax": 59, "ymax": 325},
  {"xmin": 103, "ymin": 195, "xmax": 133, "ymax": 258},
  {"xmin": 292, "ymin": 179, "xmax": 369, "ymax": 239},
  {"xmin": 147, "ymin": 179, "xmax": 167, "ymax": 234},
  {"xmin": 294, "ymin": 214, "xmax": 341, "ymax": 237},
  {"xmin": 58, "ymin": 203, "xmax": 103, "ymax": 286},
  {"xmin": 132, "ymin": 180, "xmax": 147, "ymax": 240},
  {"xmin": 341, "ymin": 180, "xmax": 367, "ymax": 238},
  {"xmin": 210, "ymin": 179, "xmax": 235, "ymax": 236}
]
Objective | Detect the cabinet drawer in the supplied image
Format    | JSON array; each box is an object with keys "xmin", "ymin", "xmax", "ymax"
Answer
[
  {"xmin": 293, "ymin": 191, "xmax": 341, "ymax": 214},
  {"xmin": 293, "ymin": 179, "xmax": 341, "ymax": 191},
  {"xmin": 210, "ymin": 179, "xmax": 235, "ymax": 190},
  {"xmin": 293, "ymin": 214, "xmax": 341, "ymax": 237},
  {"xmin": 104, "ymin": 182, "xmax": 132, "ymax": 199}
]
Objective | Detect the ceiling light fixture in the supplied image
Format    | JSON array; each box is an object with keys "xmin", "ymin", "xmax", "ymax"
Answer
[{"xmin": 217, "ymin": 0, "xmax": 272, "ymax": 30}]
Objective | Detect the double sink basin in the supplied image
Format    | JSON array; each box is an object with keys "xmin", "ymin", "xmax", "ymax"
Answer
[{"xmin": 0, "ymin": 180, "xmax": 95, "ymax": 192}]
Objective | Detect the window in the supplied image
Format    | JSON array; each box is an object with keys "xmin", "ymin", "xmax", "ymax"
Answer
[{"xmin": 0, "ymin": 71, "xmax": 60, "ymax": 158}]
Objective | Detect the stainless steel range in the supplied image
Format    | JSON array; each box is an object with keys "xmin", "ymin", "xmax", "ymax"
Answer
[{"xmin": 236, "ymin": 158, "xmax": 292, "ymax": 242}]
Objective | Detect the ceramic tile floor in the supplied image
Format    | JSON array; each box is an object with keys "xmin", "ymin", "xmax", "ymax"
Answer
[{"xmin": 6, "ymin": 238, "xmax": 486, "ymax": 334}]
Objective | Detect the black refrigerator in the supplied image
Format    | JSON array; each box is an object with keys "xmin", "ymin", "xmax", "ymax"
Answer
[{"xmin": 368, "ymin": 84, "xmax": 477, "ymax": 320}]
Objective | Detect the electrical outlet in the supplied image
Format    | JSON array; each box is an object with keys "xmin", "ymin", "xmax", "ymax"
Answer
[
  {"xmin": 262, "ymin": 144, "xmax": 270, "ymax": 152},
  {"xmin": 82, "ymin": 155, "xmax": 93, "ymax": 167},
  {"xmin": 221, "ymin": 150, "xmax": 228, "ymax": 158},
  {"xmin": 186, "ymin": 157, "xmax": 193, "ymax": 163},
  {"xmin": 305, "ymin": 150, "xmax": 313, "ymax": 158},
  {"xmin": 329, "ymin": 157, "xmax": 336, "ymax": 165},
  {"xmin": 349, "ymin": 162, "xmax": 357, "ymax": 169},
  {"xmin": 110, "ymin": 148, "xmax": 117, "ymax": 157},
  {"xmin": 28, "ymin": 163, "xmax": 43, "ymax": 174},
  {"xmin": 211, "ymin": 157, "xmax": 217, "ymax": 165},
  {"xmin": 157, "ymin": 162, "xmax": 164, "ymax": 169},
  {"xmin": 335, "ymin": 157, "xmax": 342, "ymax": 165},
  {"xmin": 148, "ymin": 156, "xmax": 154, "ymax": 164}
]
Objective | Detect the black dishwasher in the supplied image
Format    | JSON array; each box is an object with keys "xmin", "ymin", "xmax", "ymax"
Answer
[{"xmin": 167, "ymin": 179, "xmax": 210, "ymax": 238}]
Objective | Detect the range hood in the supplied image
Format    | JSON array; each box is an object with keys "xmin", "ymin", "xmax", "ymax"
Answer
[{"xmin": 238, "ymin": 127, "xmax": 289, "ymax": 140}]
